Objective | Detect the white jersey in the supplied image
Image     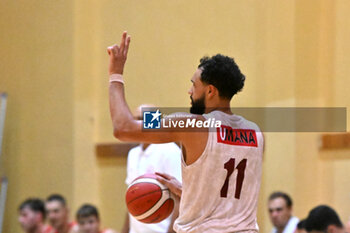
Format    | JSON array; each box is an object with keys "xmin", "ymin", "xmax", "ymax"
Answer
[{"xmin": 174, "ymin": 111, "xmax": 264, "ymax": 233}]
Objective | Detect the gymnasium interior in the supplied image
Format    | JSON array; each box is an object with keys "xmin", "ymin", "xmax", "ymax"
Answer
[{"xmin": 0, "ymin": 1, "xmax": 349, "ymax": 232}]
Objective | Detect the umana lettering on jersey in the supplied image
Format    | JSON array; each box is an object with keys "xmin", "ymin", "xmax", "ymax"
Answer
[{"xmin": 217, "ymin": 125, "xmax": 258, "ymax": 147}]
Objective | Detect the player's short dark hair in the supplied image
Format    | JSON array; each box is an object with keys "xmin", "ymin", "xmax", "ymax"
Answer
[
  {"xmin": 297, "ymin": 219, "xmax": 306, "ymax": 230},
  {"xmin": 46, "ymin": 194, "xmax": 66, "ymax": 207},
  {"xmin": 76, "ymin": 204, "xmax": 99, "ymax": 221},
  {"xmin": 198, "ymin": 54, "xmax": 245, "ymax": 100},
  {"xmin": 305, "ymin": 205, "xmax": 343, "ymax": 232},
  {"xmin": 268, "ymin": 191, "xmax": 293, "ymax": 208},
  {"xmin": 19, "ymin": 198, "xmax": 46, "ymax": 220}
]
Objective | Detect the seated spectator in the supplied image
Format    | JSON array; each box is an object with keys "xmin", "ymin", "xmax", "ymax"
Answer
[
  {"xmin": 268, "ymin": 191, "xmax": 299, "ymax": 233},
  {"xmin": 18, "ymin": 198, "xmax": 52, "ymax": 233},
  {"xmin": 76, "ymin": 204, "xmax": 117, "ymax": 233},
  {"xmin": 45, "ymin": 194, "xmax": 78, "ymax": 233},
  {"xmin": 294, "ymin": 219, "xmax": 306, "ymax": 233},
  {"xmin": 305, "ymin": 205, "xmax": 345, "ymax": 233}
]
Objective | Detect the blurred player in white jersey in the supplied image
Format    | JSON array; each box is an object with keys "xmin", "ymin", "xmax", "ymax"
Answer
[
  {"xmin": 121, "ymin": 105, "xmax": 182, "ymax": 233},
  {"xmin": 268, "ymin": 192, "xmax": 299, "ymax": 233},
  {"xmin": 107, "ymin": 32, "xmax": 264, "ymax": 233}
]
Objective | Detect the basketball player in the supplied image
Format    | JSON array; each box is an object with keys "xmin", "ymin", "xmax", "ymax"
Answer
[
  {"xmin": 45, "ymin": 194, "xmax": 79, "ymax": 233},
  {"xmin": 18, "ymin": 198, "xmax": 52, "ymax": 233},
  {"xmin": 107, "ymin": 32, "xmax": 264, "ymax": 232},
  {"xmin": 76, "ymin": 204, "xmax": 117, "ymax": 233},
  {"xmin": 121, "ymin": 104, "xmax": 182, "ymax": 233},
  {"xmin": 304, "ymin": 205, "xmax": 346, "ymax": 233}
]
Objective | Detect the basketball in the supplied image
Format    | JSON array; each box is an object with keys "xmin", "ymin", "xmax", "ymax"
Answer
[{"xmin": 125, "ymin": 173, "xmax": 175, "ymax": 223}]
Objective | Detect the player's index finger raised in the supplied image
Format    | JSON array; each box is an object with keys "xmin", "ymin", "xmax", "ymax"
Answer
[{"xmin": 120, "ymin": 31, "xmax": 127, "ymax": 51}]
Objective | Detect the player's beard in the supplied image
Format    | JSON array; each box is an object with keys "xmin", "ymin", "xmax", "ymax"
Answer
[{"xmin": 190, "ymin": 94, "xmax": 205, "ymax": 114}]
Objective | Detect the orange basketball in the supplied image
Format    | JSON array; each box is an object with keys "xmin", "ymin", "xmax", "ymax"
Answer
[{"xmin": 125, "ymin": 173, "xmax": 174, "ymax": 223}]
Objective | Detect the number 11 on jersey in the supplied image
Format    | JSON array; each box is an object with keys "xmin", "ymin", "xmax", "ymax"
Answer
[{"xmin": 220, "ymin": 158, "xmax": 247, "ymax": 199}]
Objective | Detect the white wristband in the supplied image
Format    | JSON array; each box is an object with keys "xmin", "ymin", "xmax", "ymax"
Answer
[{"xmin": 109, "ymin": 74, "xmax": 124, "ymax": 84}]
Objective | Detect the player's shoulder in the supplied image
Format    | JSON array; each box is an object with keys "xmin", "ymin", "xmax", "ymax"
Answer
[
  {"xmin": 206, "ymin": 110, "xmax": 261, "ymax": 131},
  {"xmin": 239, "ymin": 117, "xmax": 263, "ymax": 142},
  {"xmin": 229, "ymin": 113, "xmax": 261, "ymax": 132},
  {"xmin": 244, "ymin": 118, "xmax": 261, "ymax": 133}
]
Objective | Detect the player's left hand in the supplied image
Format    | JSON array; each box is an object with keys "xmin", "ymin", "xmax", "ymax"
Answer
[
  {"xmin": 107, "ymin": 31, "xmax": 131, "ymax": 75},
  {"xmin": 155, "ymin": 172, "xmax": 182, "ymax": 198}
]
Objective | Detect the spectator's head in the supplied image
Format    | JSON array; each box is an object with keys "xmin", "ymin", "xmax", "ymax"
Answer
[
  {"xmin": 305, "ymin": 205, "xmax": 345, "ymax": 233},
  {"xmin": 18, "ymin": 198, "xmax": 46, "ymax": 232},
  {"xmin": 46, "ymin": 194, "xmax": 69, "ymax": 229},
  {"xmin": 76, "ymin": 204, "xmax": 100, "ymax": 233},
  {"xmin": 268, "ymin": 191, "xmax": 293, "ymax": 230},
  {"xmin": 294, "ymin": 219, "xmax": 307, "ymax": 233}
]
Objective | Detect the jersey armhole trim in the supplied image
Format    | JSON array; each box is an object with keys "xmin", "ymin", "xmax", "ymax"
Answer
[{"xmin": 181, "ymin": 129, "xmax": 212, "ymax": 168}]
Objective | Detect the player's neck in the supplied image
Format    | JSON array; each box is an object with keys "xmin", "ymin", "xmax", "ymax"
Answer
[
  {"xmin": 29, "ymin": 223, "xmax": 44, "ymax": 233},
  {"xmin": 205, "ymin": 100, "xmax": 232, "ymax": 114},
  {"xmin": 204, "ymin": 96, "xmax": 231, "ymax": 114},
  {"xmin": 141, "ymin": 143, "xmax": 150, "ymax": 150}
]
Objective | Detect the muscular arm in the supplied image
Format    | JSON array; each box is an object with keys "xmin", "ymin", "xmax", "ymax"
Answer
[
  {"xmin": 107, "ymin": 32, "xmax": 208, "ymax": 164},
  {"xmin": 108, "ymin": 32, "xmax": 186, "ymax": 143},
  {"xmin": 109, "ymin": 83, "xmax": 187, "ymax": 143}
]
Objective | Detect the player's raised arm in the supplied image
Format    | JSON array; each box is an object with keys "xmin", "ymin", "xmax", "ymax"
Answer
[
  {"xmin": 107, "ymin": 31, "xmax": 135, "ymax": 137},
  {"xmin": 107, "ymin": 32, "xmax": 207, "ymax": 145}
]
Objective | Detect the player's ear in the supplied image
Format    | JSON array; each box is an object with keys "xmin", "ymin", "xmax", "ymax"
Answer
[{"xmin": 207, "ymin": 85, "xmax": 217, "ymax": 98}]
